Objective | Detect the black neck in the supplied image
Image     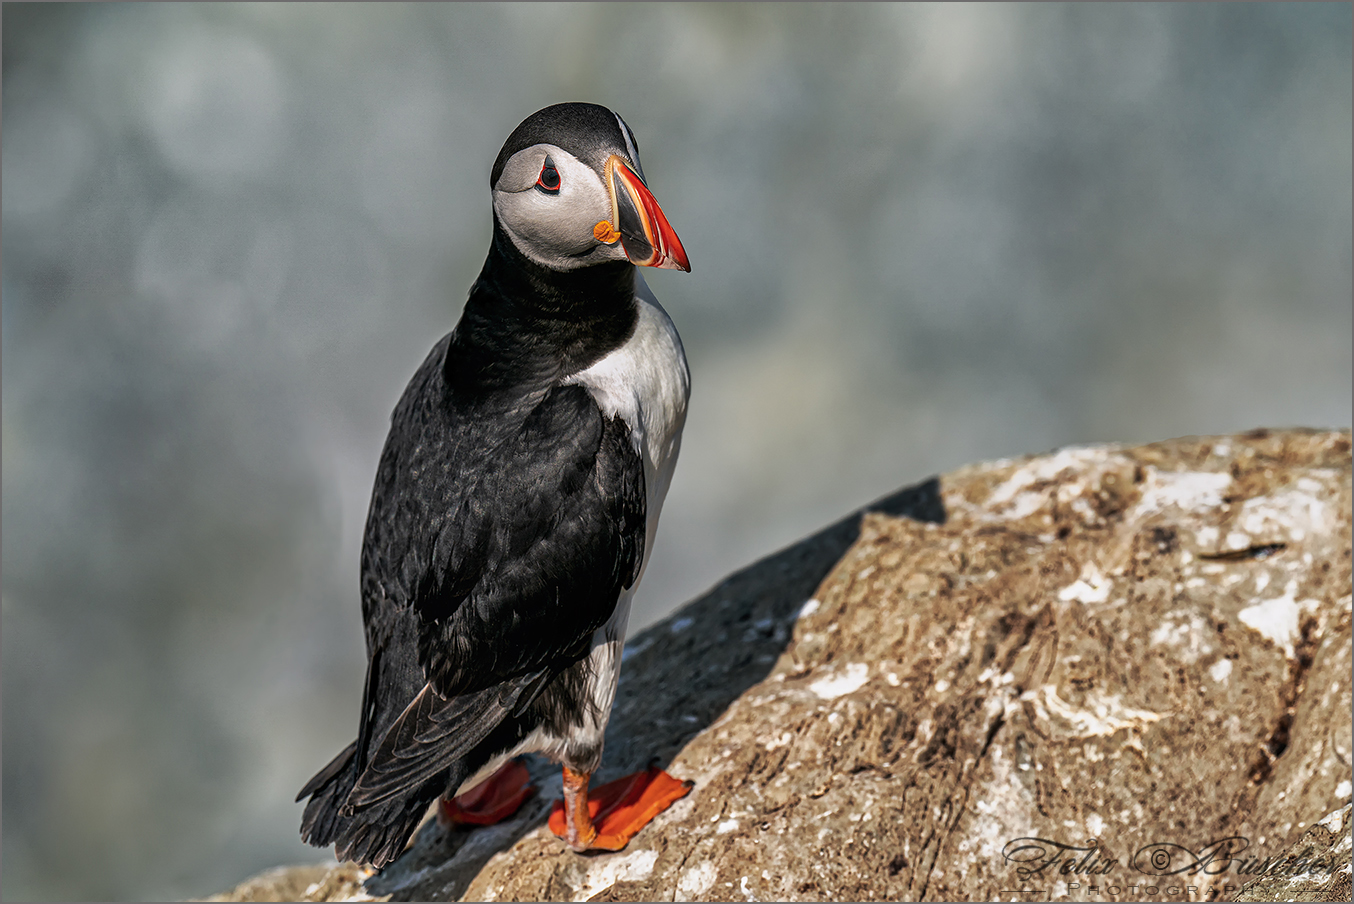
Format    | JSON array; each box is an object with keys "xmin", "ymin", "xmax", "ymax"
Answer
[{"xmin": 443, "ymin": 221, "xmax": 639, "ymax": 398}]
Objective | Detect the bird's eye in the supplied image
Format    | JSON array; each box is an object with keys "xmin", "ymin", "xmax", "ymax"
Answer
[{"xmin": 535, "ymin": 158, "xmax": 561, "ymax": 195}]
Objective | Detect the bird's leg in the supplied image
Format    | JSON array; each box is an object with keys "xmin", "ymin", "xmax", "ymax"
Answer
[
  {"xmin": 560, "ymin": 765, "xmax": 600, "ymax": 850},
  {"xmin": 437, "ymin": 758, "xmax": 536, "ymax": 827},
  {"xmin": 550, "ymin": 762, "xmax": 693, "ymax": 852}
]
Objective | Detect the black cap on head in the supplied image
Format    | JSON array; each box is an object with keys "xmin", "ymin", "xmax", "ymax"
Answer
[{"xmin": 491, "ymin": 102, "xmax": 641, "ymax": 187}]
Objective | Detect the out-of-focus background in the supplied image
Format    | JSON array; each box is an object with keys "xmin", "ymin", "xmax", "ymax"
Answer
[{"xmin": 2, "ymin": 2, "xmax": 1349, "ymax": 900}]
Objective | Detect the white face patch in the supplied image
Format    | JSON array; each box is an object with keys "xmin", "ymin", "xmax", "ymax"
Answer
[{"xmin": 492, "ymin": 143, "xmax": 627, "ymax": 270}]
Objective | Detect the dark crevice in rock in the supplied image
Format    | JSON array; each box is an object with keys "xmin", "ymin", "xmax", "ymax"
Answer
[
  {"xmin": 979, "ymin": 709, "xmax": 1006, "ymax": 761},
  {"xmin": 1199, "ymin": 543, "xmax": 1288, "ymax": 562},
  {"xmin": 1252, "ymin": 613, "xmax": 1323, "ymax": 787}
]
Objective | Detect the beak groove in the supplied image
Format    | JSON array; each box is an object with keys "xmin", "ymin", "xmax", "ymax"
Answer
[{"xmin": 603, "ymin": 156, "xmax": 690, "ymax": 272}]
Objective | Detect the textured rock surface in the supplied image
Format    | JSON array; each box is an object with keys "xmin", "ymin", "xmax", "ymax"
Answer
[
  {"xmin": 200, "ymin": 861, "xmax": 374, "ymax": 902},
  {"xmin": 211, "ymin": 430, "xmax": 1352, "ymax": 902},
  {"xmin": 1234, "ymin": 804, "xmax": 1352, "ymax": 902}
]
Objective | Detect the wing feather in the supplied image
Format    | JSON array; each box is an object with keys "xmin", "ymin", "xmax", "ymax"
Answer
[
  {"xmin": 345, "ymin": 668, "xmax": 545, "ymax": 810},
  {"xmin": 365, "ymin": 379, "xmax": 645, "ymax": 698},
  {"xmin": 327, "ymin": 346, "xmax": 646, "ymax": 825}
]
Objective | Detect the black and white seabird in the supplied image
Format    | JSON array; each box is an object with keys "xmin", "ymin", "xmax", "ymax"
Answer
[{"xmin": 297, "ymin": 103, "xmax": 693, "ymax": 868}]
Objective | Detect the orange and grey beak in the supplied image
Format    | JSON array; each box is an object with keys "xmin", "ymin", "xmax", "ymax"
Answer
[{"xmin": 594, "ymin": 155, "xmax": 690, "ymax": 272}]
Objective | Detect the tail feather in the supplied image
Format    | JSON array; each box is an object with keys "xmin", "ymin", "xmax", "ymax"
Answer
[
  {"xmin": 299, "ymin": 669, "xmax": 543, "ymax": 868},
  {"xmin": 299, "ymin": 741, "xmax": 473, "ymax": 869},
  {"xmin": 297, "ymin": 739, "xmax": 357, "ymax": 802},
  {"xmin": 298, "ymin": 741, "xmax": 359, "ymax": 848},
  {"xmin": 332, "ymin": 774, "xmax": 450, "ymax": 869}
]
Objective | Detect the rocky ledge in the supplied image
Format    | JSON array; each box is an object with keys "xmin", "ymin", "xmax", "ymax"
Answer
[{"xmin": 209, "ymin": 429, "xmax": 1352, "ymax": 902}]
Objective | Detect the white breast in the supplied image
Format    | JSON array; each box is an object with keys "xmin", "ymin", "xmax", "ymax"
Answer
[{"xmin": 565, "ymin": 274, "xmax": 690, "ymax": 578}]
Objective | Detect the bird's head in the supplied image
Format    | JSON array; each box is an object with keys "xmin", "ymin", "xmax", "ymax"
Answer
[{"xmin": 490, "ymin": 103, "xmax": 690, "ymax": 274}]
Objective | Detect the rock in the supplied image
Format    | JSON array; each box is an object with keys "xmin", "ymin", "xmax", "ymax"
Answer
[
  {"xmin": 212, "ymin": 429, "xmax": 1351, "ymax": 902},
  {"xmin": 199, "ymin": 861, "xmax": 375, "ymax": 902},
  {"xmin": 1233, "ymin": 804, "xmax": 1352, "ymax": 902}
]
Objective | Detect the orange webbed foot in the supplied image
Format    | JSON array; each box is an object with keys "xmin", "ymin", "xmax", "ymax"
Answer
[
  {"xmin": 438, "ymin": 758, "xmax": 536, "ymax": 827},
  {"xmin": 548, "ymin": 764, "xmax": 693, "ymax": 851}
]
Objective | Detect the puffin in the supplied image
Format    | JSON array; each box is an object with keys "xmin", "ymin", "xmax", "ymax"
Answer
[{"xmin": 297, "ymin": 102, "xmax": 693, "ymax": 868}]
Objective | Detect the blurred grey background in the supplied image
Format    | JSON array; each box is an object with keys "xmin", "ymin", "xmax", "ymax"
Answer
[{"xmin": 2, "ymin": 2, "xmax": 1349, "ymax": 900}]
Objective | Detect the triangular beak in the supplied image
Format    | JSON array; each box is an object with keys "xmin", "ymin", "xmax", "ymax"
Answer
[{"xmin": 601, "ymin": 155, "xmax": 690, "ymax": 272}]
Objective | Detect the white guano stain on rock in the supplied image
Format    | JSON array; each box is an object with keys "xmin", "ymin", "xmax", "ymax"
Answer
[
  {"xmin": 1022, "ymin": 685, "xmax": 1163, "ymax": 738},
  {"xmin": 1238, "ymin": 487, "xmax": 1331, "ymax": 543},
  {"xmin": 1058, "ymin": 563, "xmax": 1113, "ymax": 604},
  {"xmin": 1134, "ymin": 468, "xmax": 1232, "ymax": 515},
  {"xmin": 1238, "ymin": 581, "xmax": 1320, "ymax": 658},
  {"xmin": 571, "ymin": 849, "xmax": 660, "ymax": 902},
  {"xmin": 808, "ymin": 662, "xmax": 869, "ymax": 700},
  {"xmin": 1209, "ymin": 659, "xmax": 1233, "ymax": 683},
  {"xmin": 675, "ymin": 861, "xmax": 717, "ymax": 901},
  {"xmin": 980, "ymin": 446, "xmax": 1115, "ymax": 520},
  {"xmin": 1149, "ymin": 612, "xmax": 1213, "ymax": 663},
  {"xmin": 961, "ymin": 742, "xmax": 1039, "ymax": 861},
  {"xmin": 988, "ymin": 447, "xmax": 1109, "ymax": 504}
]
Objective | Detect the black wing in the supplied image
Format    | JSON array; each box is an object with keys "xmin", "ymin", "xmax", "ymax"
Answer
[{"xmin": 345, "ymin": 338, "xmax": 645, "ymax": 805}]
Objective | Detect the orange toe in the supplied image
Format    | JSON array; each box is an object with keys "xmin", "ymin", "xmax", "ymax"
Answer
[
  {"xmin": 548, "ymin": 765, "xmax": 693, "ymax": 850},
  {"xmin": 439, "ymin": 759, "xmax": 536, "ymax": 827}
]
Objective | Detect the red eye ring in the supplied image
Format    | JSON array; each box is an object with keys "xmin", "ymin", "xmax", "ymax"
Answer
[{"xmin": 536, "ymin": 158, "xmax": 561, "ymax": 195}]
